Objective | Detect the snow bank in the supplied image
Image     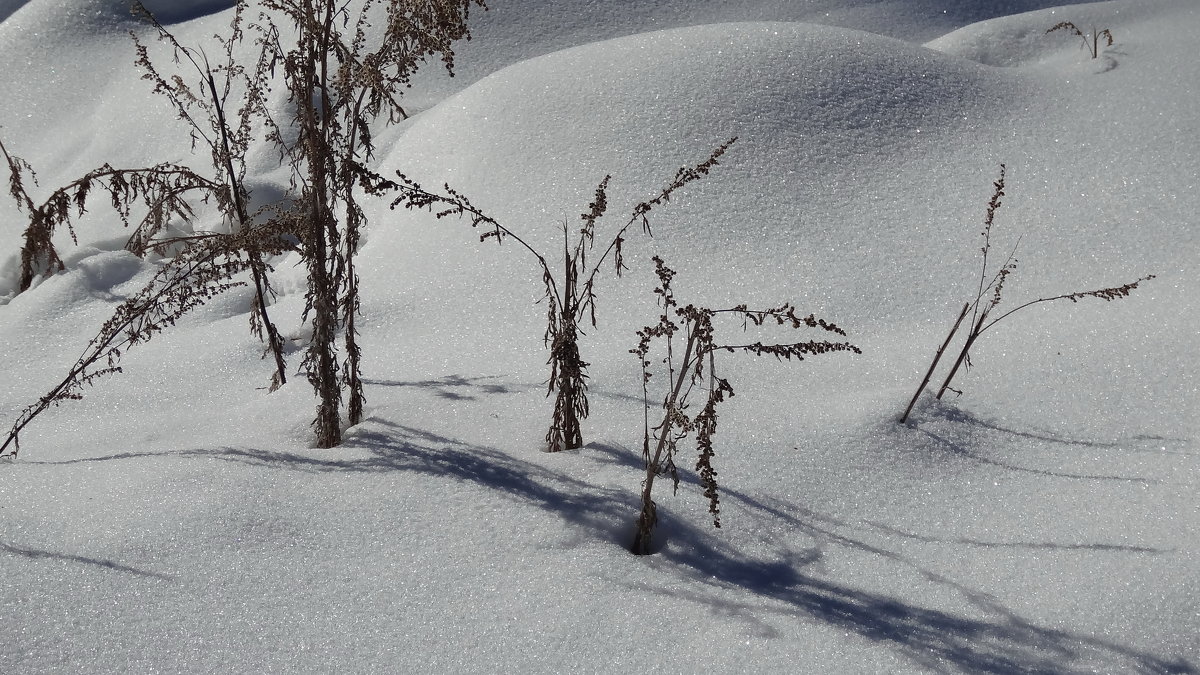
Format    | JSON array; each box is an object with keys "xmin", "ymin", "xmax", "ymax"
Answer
[
  {"xmin": 376, "ymin": 21, "xmax": 1027, "ymax": 344},
  {"xmin": 1, "ymin": 0, "xmax": 1197, "ymax": 672}
]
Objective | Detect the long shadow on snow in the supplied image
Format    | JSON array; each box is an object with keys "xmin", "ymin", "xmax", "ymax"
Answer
[
  {"xmin": 628, "ymin": 547, "xmax": 1194, "ymax": 674},
  {"xmin": 654, "ymin": 482, "xmax": 1180, "ymax": 671},
  {"xmin": 176, "ymin": 419, "xmax": 640, "ymax": 538},
  {"xmin": 362, "ymin": 375, "xmax": 529, "ymax": 401},
  {"xmin": 907, "ymin": 403, "xmax": 1163, "ymax": 483},
  {"xmin": 28, "ymin": 420, "xmax": 1192, "ymax": 672},
  {"xmin": 641, "ymin": 495, "xmax": 1192, "ymax": 674},
  {"xmin": 197, "ymin": 423, "xmax": 1190, "ymax": 674},
  {"xmin": 362, "ymin": 375, "xmax": 645, "ymax": 405},
  {"xmin": 1, "ymin": 541, "xmax": 172, "ymax": 580}
]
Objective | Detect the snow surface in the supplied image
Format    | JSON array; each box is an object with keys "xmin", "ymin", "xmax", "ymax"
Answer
[{"xmin": 1, "ymin": 0, "xmax": 1198, "ymax": 672}]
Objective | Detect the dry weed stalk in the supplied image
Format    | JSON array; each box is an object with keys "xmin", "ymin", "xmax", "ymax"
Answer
[
  {"xmin": 2, "ymin": 139, "xmax": 220, "ymax": 291},
  {"xmin": 0, "ymin": 225, "xmax": 292, "ymax": 456},
  {"xmin": 1046, "ymin": 21, "xmax": 1114, "ymax": 59},
  {"xmin": 380, "ymin": 139, "xmax": 737, "ymax": 452},
  {"xmin": 1, "ymin": 0, "xmax": 487, "ymax": 455},
  {"xmin": 132, "ymin": 0, "xmax": 290, "ymax": 388},
  {"xmin": 258, "ymin": 0, "xmax": 487, "ymax": 447},
  {"xmin": 901, "ymin": 165, "xmax": 1154, "ymax": 418},
  {"xmin": 630, "ymin": 256, "xmax": 860, "ymax": 555}
]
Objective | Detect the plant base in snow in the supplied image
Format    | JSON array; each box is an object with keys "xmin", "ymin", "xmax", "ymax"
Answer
[
  {"xmin": 380, "ymin": 139, "xmax": 737, "ymax": 453},
  {"xmin": 901, "ymin": 165, "xmax": 1154, "ymax": 420},
  {"xmin": 630, "ymin": 256, "xmax": 860, "ymax": 555},
  {"xmin": 0, "ymin": 0, "xmax": 489, "ymax": 455}
]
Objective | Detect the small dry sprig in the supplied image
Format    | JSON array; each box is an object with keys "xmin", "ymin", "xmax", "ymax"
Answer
[
  {"xmin": 380, "ymin": 138, "xmax": 737, "ymax": 452},
  {"xmin": 900, "ymin": 165, "xmax": 1155, "ymax": 420},
  {"xmin": 630, "ymin": 256, "xmax": 859, "ymax": 555},
  {"xmin": 0, "ymin": 224, "xmax": 291, "ymax": 457},
  {"xmin": 1046, "ymin": 21, "xmax": 1114, "ymax": 59},
  {"xmin": 1, "ymin": 138, "xmax": 221, "ymax": 293}
]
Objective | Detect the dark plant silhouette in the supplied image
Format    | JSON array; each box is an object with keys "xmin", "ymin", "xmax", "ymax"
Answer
[
  {"xmin": 380, "ymin": 139, "xmax": 737, "ymax": 452},
  {"xmin": 0, "ymin": 223, "xmax": 291, "ymax": 456},
  {"xmin": 901, "ymin": 165, "xmax": 1154, "ymax": 419},
  {"xmin": 1047, "ymin": 21, "xmax": 1114, "ymax": 59},
  {"xmin": 1, "ymin": 0, "xmax": 487, "ymax": 455},
  {"xmin": 132, "ymin": 0, "xmax": 290, "ymax": 388},
  {"xmin": 630, "ymin": 256, "xmax": 860, "ymax": 555},
  {"xmin": 256, "ymin": 0, "xmax": 486, "ymax": 447},
  {"xmin": 2, "ymin": 140, "xmax": 219, "ymax": 293}
]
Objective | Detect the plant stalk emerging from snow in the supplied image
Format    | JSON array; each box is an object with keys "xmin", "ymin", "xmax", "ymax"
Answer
[
  {"xmin": 1046, "ymin": 21, "xmax": 1114, "ymax": 60},
  {"xmin": 256, "ymin": 0, "xmax": 487, "ymax": 447},
  {"xmin": 1, "ymin": 0, "xmax": 488, "ymax": 455},
  {"xmin": 901, "ymin": 165, "xmax": 1154, "ymax": 418},
  {"xmin": 379, "ymin": 138, "xmax": 737, "ymax": 452},
  {"xmin": 630, "ymin": 256, "xmax": 860, "ymax": 555}
]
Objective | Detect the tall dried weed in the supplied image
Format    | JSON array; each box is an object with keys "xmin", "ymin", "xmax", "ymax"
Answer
[
  {"xmin": 1, "ymin": 0, "xmax": 486, "ymax": 456},
  {"xmin": 379, "ymin": 139, "xmax": 737, "ymax": 452},
  {"xmin": 900, "ymin": 165, "xmax": 1154, "ymax": 422},
  {"xmin": 630, "ymin": 256, "xmax": 860, "ymax": 555}
]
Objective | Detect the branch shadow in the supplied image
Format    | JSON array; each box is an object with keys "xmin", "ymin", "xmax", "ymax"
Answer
[
  {"xmin": 2, "ymin": 541, "xmax": 173, "ymax": 580},
  {"xmin": 362, "ymin": 374, "xmax": 529, "ymax": 401},
  {"xmin": 626, "ymin": 483, "xmax": 1191, "ymax": 673},
  {"xmin": 175, "ymin": 418, "xmax": 640, "ymax": 541},
  {"xmin": 22, "ymin": 420, "xmax": 1193, "ymax": 673},
  {"xmin": 623, "ymin": 555, "xmax": 1194, "ymax": 674},
  {"xmin": 907, "ymin": 402, "xmax": 1166, "ymax": 483},
  {"xmin": 861, "ymin": 520, "xmax": 1166, "ymax": 554},
  {"xmin": 361, "ymin": 373, "xmax": 644, "ymax": 405}
]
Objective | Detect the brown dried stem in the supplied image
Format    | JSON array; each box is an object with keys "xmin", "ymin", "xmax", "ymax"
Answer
[
  {"xmin": 631, "ymin": 256, "xmax": 859, "ymax": 555},
  {"xmin": 384, "ymin": 139, "xmax": 737, "ymax": 452}
]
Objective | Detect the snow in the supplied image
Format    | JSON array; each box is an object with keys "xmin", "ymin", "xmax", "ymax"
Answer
[{"xmin": 2, "ymin": 0, "xmax": 1198, "ymax": 672}]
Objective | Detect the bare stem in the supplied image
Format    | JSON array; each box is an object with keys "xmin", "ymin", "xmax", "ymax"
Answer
[{"xmin": 901, "ymin": 302, "xmax": 969, "ymax": 422}]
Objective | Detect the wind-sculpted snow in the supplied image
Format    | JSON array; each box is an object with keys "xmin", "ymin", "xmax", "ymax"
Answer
[
  {"xmin": 0, "ymin": 0, "xmax": 235, "ymax": 29},
  {"xmin": 133, "ymin": 0, "xmax": 236, "ymax": 23},
  {"xmin": 0, "ymin": 0, "xmax": 27, "ymax": 24},
  {"xmin": 927, "ymin": 0, "xmax": 1196, "ymax": 68},
  {"xmin": 416, "ymin": 0, "xmax": 1084, "ymax": 87},
  {"xmin": 377, "ymin": 21, "xmax": 1025, "ymax": 325},
  {"xmin": 0, "ymin": 0, "xmax": 1197, "ymax": 672}
]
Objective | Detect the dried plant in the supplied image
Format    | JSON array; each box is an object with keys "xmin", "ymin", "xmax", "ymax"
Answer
[
  {"xmin": 630, "ymin": 256, "xmax": 860, "ymax": 555},
  {"xmin": 0, "ymin": 224, "xmax": 292, "ymax": 456},
  {"xmin": 256, "ymin": 0, "xmax": 487, "ymax": 447},
  {"xmin": 1, "ymin": 0, "xmax": 487, "ymax": 455},
  {"xmin": 379, "ymin": 139, "xmax": 737, "ymax": 452},
  {"xmin": 901, "ymin": 165, "xmax": 1154, "ymax": 419},
  {"xmin": 1, "ymin": 139, "xmax": 220, "ymax": 291},
  {"xmin": 132, "ymin": 0, "xmax": 290, "ymax": 388},
  {"xmin": 1046, "ymin": 21, "xmax": 1114, "ymax": 60}
]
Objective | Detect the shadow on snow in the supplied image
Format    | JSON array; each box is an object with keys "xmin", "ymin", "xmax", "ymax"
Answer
[{"xmin": 20, "ymin": 416, "xmax": 1194, "ymax": 673}]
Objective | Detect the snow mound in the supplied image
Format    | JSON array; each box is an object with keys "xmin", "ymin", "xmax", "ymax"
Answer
[
  {"xmin": 407, "ymin": 0, "xmax": 1083, "ymax": 105},
  {"xmin": 927, "ymin": 0, "xmax": 1193, "ymax": 68},
  {"xmin": 398, "ymin": 21, "xmax": 1019, "ymax": 187},
  {"xmin": 375, "ymin": 21, "xmax": 1026, "ymax": 331}
]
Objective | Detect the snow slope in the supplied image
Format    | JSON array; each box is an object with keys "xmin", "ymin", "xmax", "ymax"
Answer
[{"xmin": 1, "ymin": 0, "xmax": 1197, "ymax": 672}]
